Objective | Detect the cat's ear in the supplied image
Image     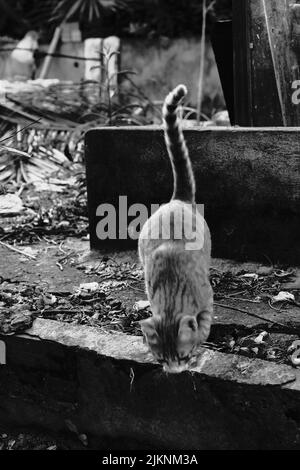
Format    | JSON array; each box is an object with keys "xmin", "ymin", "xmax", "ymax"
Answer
[
  {"xmin": 178, "ymin": 316, "xmax": 198, "ymax": 342},
  {"xmin": 140, "ymin": 318, "xmax": 159, "ymax": 344}
]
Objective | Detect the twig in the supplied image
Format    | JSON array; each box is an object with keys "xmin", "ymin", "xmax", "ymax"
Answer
[
  {"xmin": 0, "ymin": 240, "xmax": 36, "ymax": 260},
  {"xmin": 214, "ymin": 301, "xmax": 287, "ymax": 329},
  {"xmin": 58, "ymin": 251, "xmax": 75, "ymax": 263},
  {"xmin": 224, "ymin": 296, "xmax": 261, "ymax": 304}
]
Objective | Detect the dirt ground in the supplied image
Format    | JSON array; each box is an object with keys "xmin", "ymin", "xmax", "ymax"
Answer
[{"xmin": 1, "ymin": 236, "xmax": 300, "ymax": 358}]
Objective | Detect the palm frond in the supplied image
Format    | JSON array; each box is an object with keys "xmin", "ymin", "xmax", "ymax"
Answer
[{"xmin": 51, "ymin": 0, "xmax": 131, "ymax": 24}]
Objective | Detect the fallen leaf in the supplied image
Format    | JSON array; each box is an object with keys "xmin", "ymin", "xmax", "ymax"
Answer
[{"xmin": 272, "ymin": 292, "xmax": 295, "ymax": 304}]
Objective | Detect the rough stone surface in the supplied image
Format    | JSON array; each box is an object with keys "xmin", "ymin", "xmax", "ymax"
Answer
[
  {"xmin": 85, "ymin": 127, "xmax": 300, "ymax": 264},
  {"xmin": 1, "ymin": 319, "xmax": 300, "ymax": 450},
  {"xmin": 25, "ymin": 319, "xmax": 298, "ymax": 387}
]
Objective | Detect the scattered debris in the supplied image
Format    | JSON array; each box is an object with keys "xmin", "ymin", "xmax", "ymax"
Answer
[
  {"xmin": 254, "ymin": 331, "xmax": 268, "ymax": 344},
  {"xmin": 64, "ymin": 420, "xmax": 88, "ymax": 447},
  {"xmin": 288, "ymin": 340, "xmax": 300, "ymax": 367},
  {"xmin": 0, "ymin": 428, "xmax": 80, "ymax": 450},
  {"xmin": 0, "ymin": 157, "xmax": 299, "ymax": 366},
  {"xmin": 239, "ymin": 273, "xmax": 259, "ymax": 281},
  {"xmin": 0, "ymin": 305, "xmax": 33, "ymax": 335},
  {"xmin": 0, "ymin": 180, "xmax": 88, "ymax": 243},
  {"xmin": 272, "ymin": 291, "xmax": 295, "ymax": 304},
  {"xmin": 78, "ymin": 434, "xmax": 88, "ymax": 447}
]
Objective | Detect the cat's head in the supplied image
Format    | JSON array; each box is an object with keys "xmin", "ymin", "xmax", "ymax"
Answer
[{"xmin": 140, "ymin": 315, "xmax": 199, "ymax": 373}]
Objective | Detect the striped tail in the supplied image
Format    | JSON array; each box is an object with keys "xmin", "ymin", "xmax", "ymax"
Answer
[{"xmin": 162, "ymin": 84, "xmax": 195, "ymax": 203}]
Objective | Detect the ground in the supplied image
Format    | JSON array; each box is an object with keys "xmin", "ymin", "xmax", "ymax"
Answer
[{"xmin": 1, "ymin": 183, "xmax": 300, "ymax": 448}]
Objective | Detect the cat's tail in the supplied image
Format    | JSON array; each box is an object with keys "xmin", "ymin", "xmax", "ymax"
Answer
[{"xmin": 162, "ymin": 84, "xmax": 195, "ymax": 203}]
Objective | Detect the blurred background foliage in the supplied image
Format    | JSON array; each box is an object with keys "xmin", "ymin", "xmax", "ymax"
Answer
[{"xmin": 0, "ymin": 0, "xmax": 232, "ymax": 40}]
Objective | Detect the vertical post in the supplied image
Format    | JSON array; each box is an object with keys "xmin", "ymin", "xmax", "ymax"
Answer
[
  {"xmin": 261, "ymin": 0, "xmax": 300, "ymax": 126},
  {"xmin": 39, "ymin": 26, "xmax": 62, "ymax": 79},
  {"xmin": 0, "ymin": 340, "xmax": 6, "ymax": 365},
  {"xmin": 233, "ymin": 0, "xmax": 300, "ymax": 126}
]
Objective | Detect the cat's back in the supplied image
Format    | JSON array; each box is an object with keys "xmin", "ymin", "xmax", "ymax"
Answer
[{"xmin": 139, "ymin": 199, "xmax": 211, "ymax": 263}]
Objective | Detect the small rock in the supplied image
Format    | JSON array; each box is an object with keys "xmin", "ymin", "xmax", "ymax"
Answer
[
  {"xmin": 43, "ymin": 293, "xmax": 57, "ymax": 306},
  {"xmin": 254, "ymin": 331, "xmax": 268, "ymax": 344},
  {"xmin": 0, "ymin": 194, "xmax": 23, "ymax": 216}
]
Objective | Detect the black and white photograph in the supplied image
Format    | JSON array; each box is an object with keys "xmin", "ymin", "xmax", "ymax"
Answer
[{"xmin": 0, "ymin": 0, "xmax": 300, "ymax": 455}]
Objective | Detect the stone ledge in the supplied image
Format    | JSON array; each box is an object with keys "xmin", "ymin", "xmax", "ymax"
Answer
[
  {"xmin": 85, "ymin": 127, "xmax": 300, "ymax": 263},
  {"xmin": 22, "ymin": 319, "xmax": 299, "ymax": 387},
  {"xmin": 1, "ymin": 319, "xmax": 300, "ymax": 449}
]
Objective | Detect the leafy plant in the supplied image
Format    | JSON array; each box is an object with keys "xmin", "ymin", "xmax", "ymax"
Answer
[{"xmin": 52, "ymin": 0, "xmax": 130, "ymax": 23}]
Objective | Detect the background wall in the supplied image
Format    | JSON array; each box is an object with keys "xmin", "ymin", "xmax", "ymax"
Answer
[{"xmin": 0, "ymin": 37, "xmax": 225, "ymax": 112}]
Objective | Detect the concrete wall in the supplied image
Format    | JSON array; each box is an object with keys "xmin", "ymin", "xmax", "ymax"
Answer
[{"xmin": 120, "ymin": 37, "xmax": 224, "ymax": 108}]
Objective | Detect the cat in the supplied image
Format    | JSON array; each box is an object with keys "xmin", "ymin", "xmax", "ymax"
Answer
[{"xmin": 138, "ymin": 84, "xmax": 213, "ymax": 374}]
